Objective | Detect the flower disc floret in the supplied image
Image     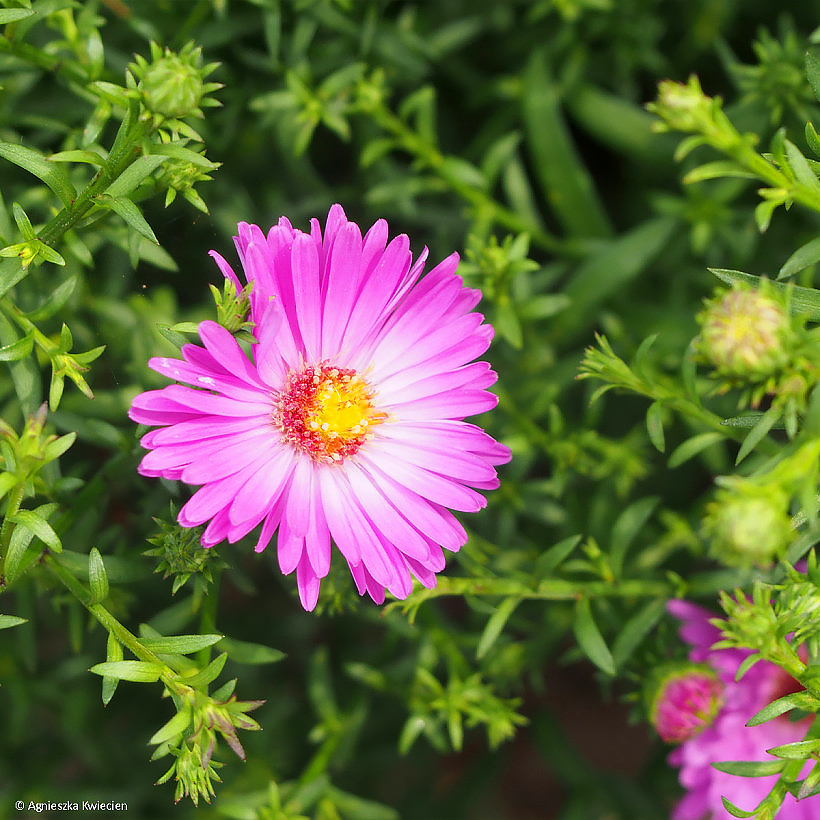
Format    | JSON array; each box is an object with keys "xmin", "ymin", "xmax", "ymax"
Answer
[{"xmin": 275, "ymin": 362, "xmax": 386, "ymax": 463}]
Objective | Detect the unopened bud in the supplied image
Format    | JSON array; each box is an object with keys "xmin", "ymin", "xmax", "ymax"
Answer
[
  {"xmin": 698, "ymin": 286, "xmax": 791, "ymax": 379},
  {"xmin": 647, "ymin": 664, "xmax": 724, "ymax": 743}
]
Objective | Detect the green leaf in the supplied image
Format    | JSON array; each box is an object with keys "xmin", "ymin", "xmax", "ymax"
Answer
[
  {"xmin": 735, "ymin": 405, "xmax": 781, "ymax": 465},
  {"xmin": 767, "ymin": 738, "xmax": 820, "ymax": 759},
  {"xmin": 668, "ymin": 432, "xmax": 723, "ymax": 469},
  {"xmin": 552, "ymin": 217, "xmax": 676, "ymax": 341},
  {"xmin": 720, "ymin": 797, "xmax": 756, "ymax": 818},
  {"xmin": 476, "ymin": 597, "xmax": 519, "ymax": 659},
  {"xmin": 645, "ymin": 401, "xmax": 665, "ymax": 453},
  {"xmin": 10, "ymin": 509, "xmax": 61, "ymax": 552},
  {"xmin": 0, "ymin": 615, "xmax": 27, "ymax": 629},
  {"xmin": 573, "ymin": 598, "xmax": 615, "ymax": 675},
  {"xmin": 104, "ymin": 154, "xmax": 167, "ymax": 198},
  {"xmin": 610, "ymin": 496, "xmax": 659, "ymax": 577},
  {"xmin": 183, "ymin": 652, "xmax": 227, "ymax": 688},
  {"xmin": 710, "ymin": 268, "xmax": 820, "ymax": 321},
  {"xmin": 47, "ymin": 150, "xmax": 106, "ymax": 166},
  {"xmin": 612, "ymin": 599, "xmax": 667, "ymax": 668},
  {"xmin": 11, "ymin": 202, "xmax": 35, "ymax": 240},
  {"xmin": 0, "ymin": 8, "xmax": 35, "ymax": 23},
  {"xmin": 217, "ymin": 637, "xmax": 286, "ymax": 665},
  {"xmin": 778, "ymin": 237, "xmax": 820, "ymax": 280},
  {"xmin": 0, "ymin": 142, "xmax": 76, "ymax": 207},
  {"xmin": 0, "ymin": 332, "xmax": 33, "ymax": 361},
  {"xmin": 806, "ymin": 46, "xmax": 820, "ymax": 105},
  {"xmin": 535, "ymin": 534, "xmax": 582, "ymax": 576},
  {"xmin": 4, "ymin": 519, "xmax": 34, "ymax": 583},
  {"xmin": 102, "ymin": 632, "xmax": 122, "ymax": 706},
  {"xmin": 747, "ymin": 691, "xmax": 818, "ymax": 726},
  {"xmin": 785, "ymin": 139, "xmax": 820, "ymax": 196},
  {"xmin": 712, "ymin": 760, "xmax": 786, "ymax": 777},
  {"xmin": 97, "ymin": 195, "xmax": 158, "ymax": 244},
  {"xmin": 523, "ymin": 49, "xmax": 611, "ymax": 238},
  {"xmin": 88, "ymin": 548, "xmax": 109, "ymax": 604},
  {"xmin": 149, "ymin": 707, "xmax": 192, "ymax": 746},
  {"xmin": 22, "ymin": 276, "xmax": 77, "ymax": 321},
  {"xmin": 683, "ymin": 160, "xmax": 756, "ymax": 183},
  {"xmin": 141, "ymin": 634, "xmax": 224, "ymax": 655},
  {"xmin": 89, "ymin": 661, "xmax": 163, "ymax": 683}
]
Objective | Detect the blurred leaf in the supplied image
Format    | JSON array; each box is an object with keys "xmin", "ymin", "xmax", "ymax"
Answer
[
  {"xmin": 523, "ymin": 49, "xmax": 611, "ymax": 238},
  {"xmin": 217, "ymin": 637, "xmax": 286, "ymax": 665},
  {"xmin": 476, "ymin": 597, "xmax": 519, "ymax": 659},
  {"xmin": 573, "ymin": 598, "xmax": 615, "ymax": 675}
]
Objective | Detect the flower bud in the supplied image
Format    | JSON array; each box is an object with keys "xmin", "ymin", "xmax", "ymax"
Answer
[
  {"xmin": 130, "ymin": 42, "xmax": 221, "ymax": 122},
  {"xmin": 697, "ymin": 286, "xmax": 791, "ymax": 379},
  {"xmin": 703, "ymin": 485, "xmax": 792, "ymax": 567},
  {"xmin": 647, "ymin": 664, "xmax": 724, "ymax": 743}
]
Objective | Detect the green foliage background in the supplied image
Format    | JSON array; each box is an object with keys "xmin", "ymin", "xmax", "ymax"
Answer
[{"xmin": 4, "ymin": 1, "xmax": 820, "ymax": 818}]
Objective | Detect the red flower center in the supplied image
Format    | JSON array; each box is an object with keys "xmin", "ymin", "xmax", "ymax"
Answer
[{"xmin": 275, "ymin": 362, "xmax": 386, "ymax": 463}]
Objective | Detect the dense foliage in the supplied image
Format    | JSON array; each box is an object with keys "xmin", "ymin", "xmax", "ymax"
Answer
[{"xmin": 4, "ymin": 1, "xmax": 820, "ymax": 818}]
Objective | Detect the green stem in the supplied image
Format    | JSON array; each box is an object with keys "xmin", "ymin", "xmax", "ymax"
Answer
[
  {"xmin": 43, "ymin": 552, "xmax": 189, "ymax": 695},
  {"xmin": 367, "ymin": 102, "xmax": 562, "ymax": 253}
]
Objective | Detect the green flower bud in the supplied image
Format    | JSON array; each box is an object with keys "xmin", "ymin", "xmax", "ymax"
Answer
[
  {"xmin": 130, "ymin": 42, "xmax": 221, "ymax": 122},
  {"xmin": 697, "ymin": 286, "xmax": 791, "ymax": 379},
  {"xmin": 703, "ymin": 485, "xmax": 792, "ymax": 567}
]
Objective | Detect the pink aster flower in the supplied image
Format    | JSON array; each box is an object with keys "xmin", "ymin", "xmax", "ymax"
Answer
[
  {"xmin": 667, "ymin": 600, "xmax": 815, "ymax": 820},
  {"xmin": 649, "ymin": 664, "xmax": 724, "ymax": 743},
  {"xmin": 129, "ymin": 204, "xmax": 511, "ymax": 611}
]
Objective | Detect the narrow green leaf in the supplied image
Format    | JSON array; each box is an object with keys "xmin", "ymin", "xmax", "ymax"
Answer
[
  {"xmin": 97, "ymin": 195, "xmax": 158, "ymax": 244},
  {"xmin": 0, "ymin": 9, "xmax": 35, "ymax": 23},
  {"xmin": 610, "ymin": 496, "xmax": 659, "ymax": 577},
  {"xmin": 747, "ymin": 691, "xmax": 818, "ymax": 726},
  {"xmin": 0, "ymin": 142, "xmax": 76, "ymax": 207},
  {"xmin": 0, "ymin": 615, "xmax": 27, "ymax": 629},
  {"xmin": 645, "ymin": 401, "xmax": 665, "ymax": 453},
  {"xmin": 88, "ymin": 661, "xmax": 163, "ymax": 683},
  {"xmin": 668, "ymin": 432, "xmax": 723, "ymax": 469},
  {"xmin": 683, "ymin": 161, "xmax": 756, "ymax": 183},
  {"xmin": 4, "ymin": 520, "xmax": 34, "ymax": 583},
  {"xmin": 11, "ymin": 202, "xmax": 35, "ymax": 240},
  {"xmin": 88, "ymin": 548, "xmax": 109, "ymax": 604},
  {"xmin": 0, "ymin": 332, "xmax": 33, "ymax": 361},
  {"xmin": 612, "ymin": 599, "xmax": 667, "ymax": 668},
  {"xmin": 149, "ymin": 707, "xmax": 192, "ymax": 746},
  {"xmin": 767, "ymin": 738, "xmax": 820, "ymax": 759},
  {"xmin": 22, "ymin": 276, "xmax": 77, "ymax": 321},
  {"xmin": 785, "ymin": 139, "xmax": 820, "ymax": 197},
  {"xmin": 535, "ymin": 535, "xmax": 582, "ymax": 576},
  {"xmin": 806, "ymin": 46, "xmax": 820, "ymax": 105},
  {"xmin": 573, "ymin": 598, "xmax": 615, "ymax": 675},
  {"xmin": 183, "ymin": 652, "xmax": 227, "ymax": 688},
  {"xmin": 552, "ymin": 217, "xmax": 676, "ymax": 341},
  {"xmin": 778, "ymin": 237, "xmax": 820, "ymax": 280},
  {"xmin": 735, "ymin": 406, "xmax": 781, "ymax": 465},
  {"xmin": 48, "ymin": 150, "xmax": 106, "ymax": 166},
  {"xmin": 217, "ymin": 637, "xmax": 286, "ymax": 665},
  {"xmin": 141, "ymin": 634, "xmax": 224, "ymax": 655},
  {"xmin": 102, "ymin": 632, "xmax": 122, "ymax": 706},
  {"xmin": 712, "ymin": 760, "xmax": 786, "ymax": 777},
  {"xmin": 720, "ymin": 797, "xmax": 756, "ymax": 818},
  {"xmin": 476, "ymin": 597, "xmax": 519, "ymax": 659},
  {"xmin": 104, "ymin": 154, "xmax": 167, "ymax": 198},
  {"xmin": 523, "ymin": 49, "xmax": 611, "ymax": 238},
  {"xmin": 10, "ymin": 509, "xmax": 61, "ymax": 552}
]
